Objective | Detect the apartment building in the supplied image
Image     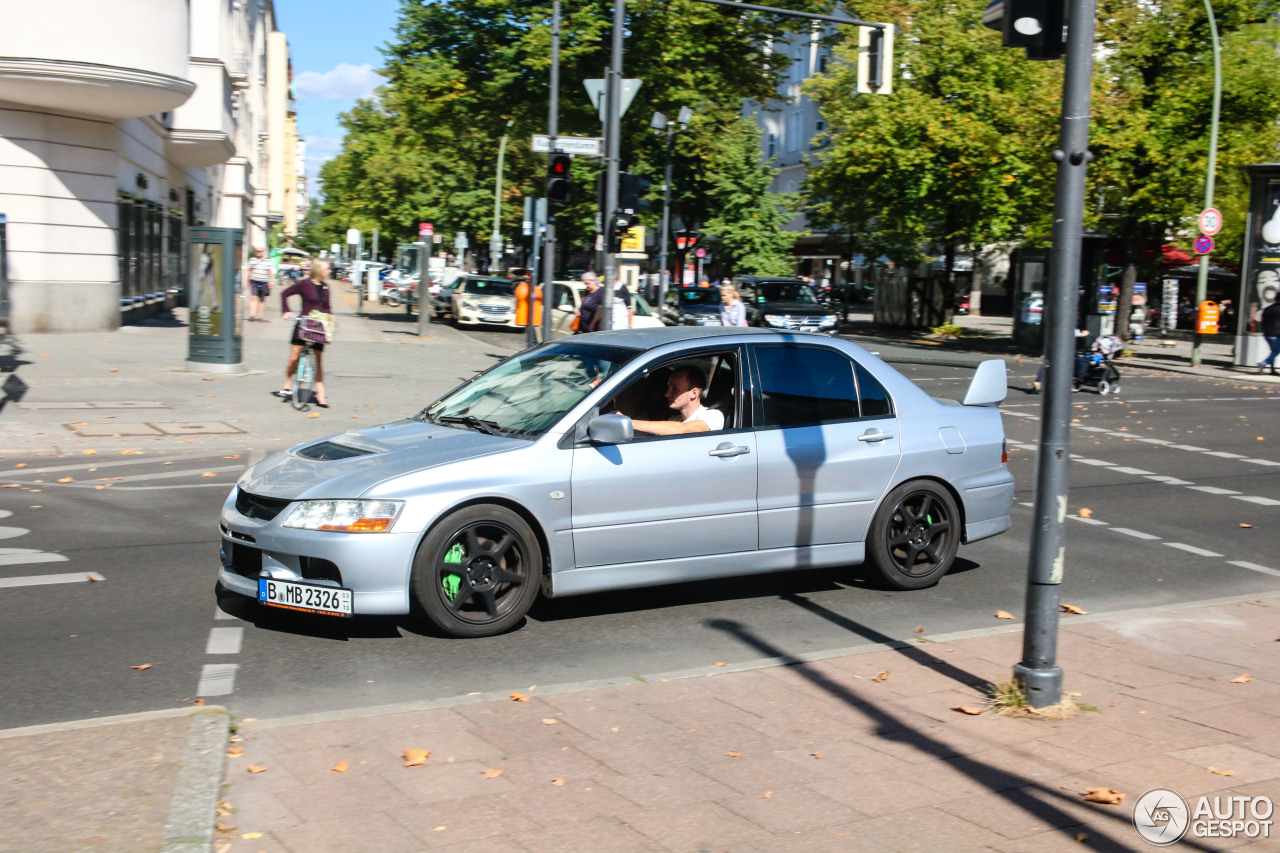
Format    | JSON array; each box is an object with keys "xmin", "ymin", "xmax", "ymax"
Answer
[{"xmin": 0, "ymin": 0, "xmax": 293, "ymax": 332}]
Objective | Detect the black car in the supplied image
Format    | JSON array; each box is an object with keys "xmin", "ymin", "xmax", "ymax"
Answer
[
  {"xmin": 733, "ymin": 275, "xmax": 841, "ymax": 334},
  {"xmin": 663, "ymin": 285, "xmax": 724, "ymax": 326}
]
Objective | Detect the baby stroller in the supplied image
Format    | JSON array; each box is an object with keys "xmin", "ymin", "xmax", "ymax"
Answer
[{"xmin": 1074, "ymin": 334, "xmax": 1123, "ymax": 394}]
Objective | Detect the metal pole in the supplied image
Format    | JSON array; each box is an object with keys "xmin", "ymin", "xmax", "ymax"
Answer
[
  {"xmin": 1190, "ymin": 0, "xmax": 1222, "ymax": 368},
  {"xmin": 658, "ymin": 124, "xmax": 674, "ymax": 311},
  {"xmin": 1012, "ymin": 0, "xmax": 1097, "ymax": 710},
  {"xmin": 528, "ymin": 204, "xmax": 543, "ymax": 347},
  {"xmin": 372, "ymin": 228, "xmax": 379, "ymax": 264},
  {"xmin": 491, "ymin": 119, "xmax": 515, "ymax": 274},
  {"xmin": 418, "ymin": 239, "xmax": 431, "ymax": 335},
  {"xmin": 541, "ymin": 0, "xmax": 560, "ymax": 344},
  {"xmin": 356, "ymin": 231, "xmax": 364, "ymax": 312},
  {"xmin": 601, "ymin": 0, "xmax": 625, "ymax": 330}
]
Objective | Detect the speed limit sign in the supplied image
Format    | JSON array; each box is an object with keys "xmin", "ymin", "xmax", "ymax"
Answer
[{"xmin": 1198, "ymin": 208, "xmax": 1223, "ymax": 237}]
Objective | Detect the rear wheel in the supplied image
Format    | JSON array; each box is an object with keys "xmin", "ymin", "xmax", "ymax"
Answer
[
  {"xmin": 292, "ymin": 349, "xmax": 315, "ymax": 411},
  {"xmin": 867, "ymin": 481, "xmax": 960, "ymax": 590},
  {"xmin": 1097, "ymin": 379, "xmax": 1111, "ymax": 395},
  {"xmin": 412, "ymin": 505, "xmax": 541, "ymax": 638}
]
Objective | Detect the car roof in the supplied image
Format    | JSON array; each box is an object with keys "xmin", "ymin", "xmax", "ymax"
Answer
[{"xmin": 573, "ymin": 326, "xmax": 814, "ymax": 348}]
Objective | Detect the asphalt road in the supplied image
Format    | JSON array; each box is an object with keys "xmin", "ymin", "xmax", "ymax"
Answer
[{"xmin": 3, "ymin": 358, "xmax": 1279, "ymax": 728}]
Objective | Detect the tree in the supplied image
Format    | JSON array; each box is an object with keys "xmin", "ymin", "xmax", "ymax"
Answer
[{"xmin": 804, "ymin": 0, "xmax": 1062, "ymax": 278}]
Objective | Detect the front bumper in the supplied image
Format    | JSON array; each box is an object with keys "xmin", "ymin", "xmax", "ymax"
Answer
[
  {"xmin": 217, "ymin": 494, "xmax": 420, "ymax": 615},
  {"xmin": 457, "ymin": 306, "xmax": 517, "ymax": 326}
]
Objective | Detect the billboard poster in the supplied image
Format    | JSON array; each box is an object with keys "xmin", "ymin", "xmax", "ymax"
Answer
[{"xmin": 190, "ymin": 242, "xmax": 224, "ymax": 338}]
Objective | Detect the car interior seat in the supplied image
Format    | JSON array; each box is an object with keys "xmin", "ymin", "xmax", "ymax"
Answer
[{"xmin": 703, "ymin": 364, "xmax": 736, "ymax": 429}]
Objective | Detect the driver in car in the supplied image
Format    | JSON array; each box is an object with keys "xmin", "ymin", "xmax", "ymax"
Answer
[{"xmin": 630, "ymin": 365, "xmax": 724, "ymax": 435}]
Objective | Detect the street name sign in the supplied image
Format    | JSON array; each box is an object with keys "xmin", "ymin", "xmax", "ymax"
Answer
[
  {"xmin": 1198, "ymin": 208, "xmax": 1223, "ymax": 236},
  {"xmin": 531, "ymin": 135, "xmax": 603, "ymax": 156}
]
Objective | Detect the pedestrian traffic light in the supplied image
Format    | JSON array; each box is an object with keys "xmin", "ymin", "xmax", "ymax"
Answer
[
  {"xmin": 982, "ymin": 0, "xmax": 1065, "ymax": 60},
  {"xmin": 546, "ymin": 154, "xmax": 572, "ymax": 206},
  {"xmin": 619, "ymin": 172, "xmax": 652, "ymax": 214},
  {"xmin": 608, "ymin": 211, "xmax": 636, "ymax": 254},
  {"xmin": 856, "ymin": 25, "xmax": 895, "ymax": 94},
  {"xmin": 674, "ymin": 230, "xmax": 700, "ymax": 250}
]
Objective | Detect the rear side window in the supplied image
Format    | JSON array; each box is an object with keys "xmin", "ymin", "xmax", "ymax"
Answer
[
  {"xmin": 754, "ymin": 345, "xmax": 857, "ymax": 427},
  {"xmin": 854, "ymin": 362, "xmax": 893, "ymax": 418}
]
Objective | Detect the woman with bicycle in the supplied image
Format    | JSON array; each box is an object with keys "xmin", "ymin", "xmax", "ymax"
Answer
[{"xmin": 273, "ymin": 259, "xmax": 333, "ymax": 408}]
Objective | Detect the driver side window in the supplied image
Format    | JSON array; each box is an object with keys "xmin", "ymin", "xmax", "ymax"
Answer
[{"xmin": 605, "ymin": 351, "xmax": 739, "ymax": 436}]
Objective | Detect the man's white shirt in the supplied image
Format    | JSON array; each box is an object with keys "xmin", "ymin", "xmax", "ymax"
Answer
[{"xmin": 676, "ymin": 404, "xmax": 724, "ymax": 431}]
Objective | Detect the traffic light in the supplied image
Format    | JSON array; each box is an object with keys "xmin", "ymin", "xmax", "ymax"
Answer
[
  {"xmin": 674, "ymin": 230, "xmax": 700, "ymax": 250},
  {"xmin": 608, "ymin": 211, "xmax": 635, "ymax": 254},
  {"xmin": 982, "ymin": 0, "xmax": 1065, "ymax": 60},
  {"xmin": 546, "ymin": 154, "xmax": 572, "ymax": 206},
  {"xmin": 856, "ymin": 25, "xmax": 895, "ymax": 94},
  {"xmin": 619, "ymin": 172, "xmax": 652, "ymax": 214}
]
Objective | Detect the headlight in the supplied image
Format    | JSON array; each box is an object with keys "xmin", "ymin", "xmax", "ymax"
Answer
[
  {"xmin": 283, "ymin": 500, "xmax": 404, "ymax": 533},
  {"xmin": 764, "ymin": 314, "xmax": 787, "ymax": 327},
  {"xmin": 819, "ymin": 315, "xmax": 838, "ymax": 328},
  {"xmin": 461, "ymin": 300, "xmax": 477, "ymax": 309}
]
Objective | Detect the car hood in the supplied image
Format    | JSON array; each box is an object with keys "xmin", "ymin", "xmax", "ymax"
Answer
[
  {"xmin": 238, "ymin": 419, "xmax": 527, "ymax": 500},
  {"xmin": 758, "ymin": 302, "xmax": 832, "ymax": 316}
]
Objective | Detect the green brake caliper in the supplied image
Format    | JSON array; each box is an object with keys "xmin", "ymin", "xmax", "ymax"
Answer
[{"xmin": 442, "ymin": 542, "xmax": 465, "ymax": 600}]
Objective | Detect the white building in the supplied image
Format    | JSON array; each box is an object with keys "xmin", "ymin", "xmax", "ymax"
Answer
[{"xmin": 0, "ymin": 0, "xmax": 293, "ymax": 332}]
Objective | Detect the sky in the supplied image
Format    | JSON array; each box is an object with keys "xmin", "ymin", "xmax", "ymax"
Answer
[{"xmin": 275, "ymin": 0, "xmax": 401, "ymax": 199}]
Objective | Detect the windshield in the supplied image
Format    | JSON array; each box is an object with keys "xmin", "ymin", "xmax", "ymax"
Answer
[
  {"xmin": 461, "ymin": 278, "xmax": 516, "ymax": 297},
  {"xmin": 424, "ymin": 342, "xmax": 639, "ymax": 437},
  {"xmin": 758, "ymin": 281, "xmax": 818, "ymax": 303},
  {"xmin": 676, "ymin": 290, "xmax": 722, "ymax": 307}
]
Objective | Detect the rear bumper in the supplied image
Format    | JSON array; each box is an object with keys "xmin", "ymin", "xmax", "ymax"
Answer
[{"xmin": 959, "ymin": 471, "xmax": 1016, "ymax": 544}]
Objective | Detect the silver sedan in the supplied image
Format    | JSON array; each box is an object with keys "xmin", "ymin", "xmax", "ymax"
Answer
[{"xmin": 217, "ymin": 328, "xmax": 1014, "ymax": 637}]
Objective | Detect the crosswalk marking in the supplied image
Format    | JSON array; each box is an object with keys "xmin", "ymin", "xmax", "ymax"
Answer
[
  {"xmin": 0, "ymin": 572, "xmax": 104, "ymax": 588},
  {"xmin": 196, "ymin": 663, "xmax": 239, "ymax": 697},
  {"xmin": 0, "ymin": 552, "xmax": 67, "ymax": 566},
  {"xmin": 1165, "ymin": 543, "xmax": 1223, "ymax": 558},
  {"xmin": 205, "ymin": 627, "xmax": 244, "ymax": 655}
]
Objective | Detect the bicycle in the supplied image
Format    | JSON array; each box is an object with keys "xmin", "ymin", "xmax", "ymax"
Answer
[{"xmin": 291, "ymin": 315, "xmax": 332, "ymax": 411}]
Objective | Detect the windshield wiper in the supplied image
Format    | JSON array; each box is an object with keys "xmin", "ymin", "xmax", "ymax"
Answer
[{"xmin": 434, "ymin": 414, "xmax": 504, "ymax": 436}]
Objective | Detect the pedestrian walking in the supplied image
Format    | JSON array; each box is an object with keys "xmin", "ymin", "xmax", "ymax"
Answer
[
  {"xmin": 576, "ymin": 272, "xmax": 601, "ymax": 333},
  {"xmin": 1258, "ymin": 299, "xmax": 1280, "ymax": 374},
  {"xmin": 274, "ymin": 259, "xmax": 333, "ymax": 407},
  {"xmin": 719, "ymin": 283, "xmax": 748, "ymax": 327},
  {"xmin": 247, "ymin": 247, "xmax": 274, "ymax": 322}
]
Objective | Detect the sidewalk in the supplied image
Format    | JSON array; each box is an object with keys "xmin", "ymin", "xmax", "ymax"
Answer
[{"xmin": 209, "ymin": 593, "xmax": 1280, "ymax": 852}]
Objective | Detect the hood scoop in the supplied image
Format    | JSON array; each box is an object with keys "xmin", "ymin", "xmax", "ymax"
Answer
[{"xmin": 297, "ymin": 440, "xmax": 376, "ymax": 461}]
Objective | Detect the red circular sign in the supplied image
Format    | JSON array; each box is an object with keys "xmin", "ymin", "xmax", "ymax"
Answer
[
  {"xmin": 695, "ymin": 248, "xmax": 706, "ymax": 258},
  {"xmin": 1197, "ymin": 208, "xmax": 1223, "ymax": 237},
  {"xmin": 1194, "ymin": 235, "xmax": 1214, "ymax": 255}
]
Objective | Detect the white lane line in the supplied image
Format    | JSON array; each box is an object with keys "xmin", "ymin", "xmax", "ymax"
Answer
[
  {"xmin": 1133, "ymin": 438, "xmax": 1171, "ymax": 445},
  {"xmin": 1110, "ymin": 527, "xmax": 1160, "ymax": 540},
  {"xmin": 1076, "ymin": 427, "xmax": 1110, "ymax": 433},
  {"xmin": 1233, "ymin": 495, "xmax": 1280, "ymax": 506},
  {"xmin": 1018, "ymin": 502, "xmax": 1034, "ymax": 507},
  {"xmin": 1166, "ymin": 543, "xmax": 1224, "ymax": 558},
  {"xmin": 1204, "ymin": 451, "xmax": 1247, "ymax": 459},
  {"xmin": 1077, "ymin": 459, "xmax": 1117, "ymax": 466},
  {"xmin": 1187, "ymin": 486, "xmax": 1241, "ymax": 495},
  {"xmin": 0, "ymin": 450, "xmax": 241, "ymax": 479},
  {"xmin": 1228, "ymin": 561, "xmax": 1280, "ymax": 578},
  {"xmin": 0, "ymin": 572, "xmax": 105, "ymax": 588},
  {"xmin": 196, "ymin": 663, "xmax": 238, "ymax": 697},
  {"xmin": 1244, "ymin": 459, "xmax": 1280, "ymax": 466},
  {"xmin": 214, "ymin": 607, "xmax": 237, "ymax": 621},
  {"xmin": 1110, "ymin": 467, "xmax": 1156, "ymax": 475},
  {"xmin": 0, "ymin": 552, "xmax": 67, "ymax": 566},
  {"xmin": 0, "ymin": 527, "xmax": 31, "ymax": 540},
  {"xmin": 1068, "ymin": 516, "xmax": 1108, "ymax": 526},
  {"xmin": 205, "ymin": 627, "xmax": 244, "ymax": 655},
  {"xmin": 1146, "ymin": 476, "xmax": 1194, "ymax": 485},
  {"xmin": 1168, "ymin": 444, "xmax": 1209, "ymax": 451},
  {"xmin": 11, "ymin": 465, "xmax": 245, "ymax": 487}
]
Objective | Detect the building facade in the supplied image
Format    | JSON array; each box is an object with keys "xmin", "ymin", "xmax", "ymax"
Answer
[{"xmin": 0, "ymin": 0, "xmax": 292, "ymax": 332}]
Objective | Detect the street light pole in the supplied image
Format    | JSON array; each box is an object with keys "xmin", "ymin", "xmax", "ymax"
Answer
[
  {"xmin": 653, "ymin": 106, "xmax": 691, "ymax": 312},
  {"xmin": 490, "ymin": 119, "xmax": 515, "ymax": 274},
  {"xmin": 1190, "ymin": 0, "xmax": 1222, "ymax": 368},
  {"xmin": 1013, "ymin": 0, "xmax": 1098, "ymax": 709},
  {"xmin": 541, "ymin": 0, "xmax": 561, "ymax": 344}
]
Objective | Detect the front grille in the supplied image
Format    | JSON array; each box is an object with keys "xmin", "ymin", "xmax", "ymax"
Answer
[
  {"xmin": 775, "ymin": 315, "xmax": 824, "ymax": 330},
  {"xmin": 479, "ymin": 304, "xmax": 510, "ymax": 315},
  {"xmin": 228, "ymin": 542, "xmax": 262, "ymax": 579},
  {"xmin": 235, "ymin": 489, "xmax": 291, "ymax": 521}
]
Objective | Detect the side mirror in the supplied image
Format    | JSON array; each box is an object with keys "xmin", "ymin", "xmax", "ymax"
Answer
[{"xmin": 587, "ymin": 413, "xmax": 634, "ymax": 445}]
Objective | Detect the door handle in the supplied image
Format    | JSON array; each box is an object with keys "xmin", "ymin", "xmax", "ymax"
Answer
[
  {"xmin": 858, "ymin": 430, "xmax": 895, "ymax": 443},
  {"xmin": 708, "ymin": 444, "xmax": 752, "ymax": 458}
]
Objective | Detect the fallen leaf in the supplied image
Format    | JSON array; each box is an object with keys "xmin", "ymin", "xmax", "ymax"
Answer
[
  {"xmin": 762, "ymin": 790, "xmax": 773, "ymax": 798},
  {"xmin": 131, "ymin": 663, "xmax": 153, "ymax": 671},
  {"xmin": 1065, "ymin": 691, "xmax": 1082, "ymax": 698},
  {"xmin": 610, "ymin": 727, "xmax": 619, "ymax": 733},
  {"xmin": 1082, "ymin": 787, "xmax": 1124, "ymax": 805},
  {"xmin": 15, "ymin": 464, "xmax": 25, "ymax": 468},
  {"xmin": 1078, "ymin": 507, "xmax": 1093, "ymax": 518},
  {"xmin": 226, "ymin": 746, "xmax": 244, "ymax": 757},
  {"xmin": 201, "ymin": 472, "xmax": 217, "ymax": 478},
  {"xmin": 995, "ymin": 610, "xmax": 1016, "ymax": 620},
  {"xmin": 308, "ymin": 412, "xmax": 319, "ymax": 418},
  {"xmin": 510, "ymin": 691, "xmax": 530, "ymax": 702},
  {"xmin": 551, "ymin": 778, "xmax": 565, "ymax": 786},
  {"xmin": 331, "ymin": 761, "xmax": 348, "ymax": 773},
  {"xmin": 403, "ymin": 748, "xmax": 430, "ymax": 767},
  {"xmin": 56, "ymin": 477, "xmax": 73, "ymax": 483},
  {"xmin": 86, "ymin": 574, "xmax": 99, "ymax": 581},
  {"xmin": 541, "ymin": 718, "xmax": 559, "ymax": 725},
  {"xmin": 715, "ymin": 661, "xmax": 727, "ymax": 667},
  {"xmin": 434, "ymin": 826, "xmax": 446, "ymax": 831},
  {"xmin": 241, "ymin": 832, "xmax": 263, "ymax": 839},
  {"xmin": 953, "ymin": 706, "xmax": 984, "ymax": 715},
  {"xmin": 247, "ymin": 765, "xmax": 268, "ymax": 774},
  {"xmin": 1208, "ymin": 766, "xmax": 1235, "ymax": 776},
  {"xmin": 192, "ymin": 699, "xmax": 204, "ymax": 706},
  {"xmin": 872, "ymin": 670, "xmax": 890, "ymax": 682},
  {"xmin": 1060, "ymin": 604, "xmax": 1089, "ymax": 615},
  {"xmin": 725, "ymin": 751, "xmax": 743, "ymax": 757},
  {"xmin": 811, "ymin": 752, "xmax": 825, "ymax": 759},
  {"xmin": 1230, "ymin": 674, "xmax": 1253, "ymax": 683},
  {"xmin": 223, "ymin": 455, "xmax": 241, "ymax": 459},
  {"xmin": 1075, "ymin": 833, "xmax": 1088, "ymax": 842},
  {"xmin": 83, "ymin": 449, "xmax": 96, "ymax": 455},
  {"xmin": 482, "ymin": 768, "xmax": 503, "ymax": 779},
  {"xmin": 914, "ymin": 626, "xmax": 923, "ymax": 633},
  {"xmin": 1241, "ymin": 523, "xmax": 1253, "ymax": 528}
]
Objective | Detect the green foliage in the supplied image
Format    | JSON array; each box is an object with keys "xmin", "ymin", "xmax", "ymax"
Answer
[{"xmin": 804, "ymin": 0, "xmax": 1062, "ymax": 268}]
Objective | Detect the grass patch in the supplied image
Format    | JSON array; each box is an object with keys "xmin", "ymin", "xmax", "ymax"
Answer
[
  {"xmin": 930, "ymin": 323, "xmax": 964, "ymax": 338},
  {"xmin": 986, "ymin": 679, "xmax": 1082, "ymax": 720}
]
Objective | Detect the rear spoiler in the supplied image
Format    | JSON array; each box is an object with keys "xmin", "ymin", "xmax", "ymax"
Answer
[{"xmin": 963, "ymin": 360, "xmax": 1008, "ymax": 406}]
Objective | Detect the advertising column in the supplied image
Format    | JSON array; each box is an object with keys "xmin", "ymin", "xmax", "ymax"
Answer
[
  {"xmin": 187, "ymin": 227, "xmax": 246, "ymax": 373},
  {"xmin": 1237, "ymin": 165, "xmax": 1280, "ymax": 366}
]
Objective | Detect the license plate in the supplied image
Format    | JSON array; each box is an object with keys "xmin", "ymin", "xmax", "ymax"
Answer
[
  {"xmin": 258, "ymin": 578, "xmax": 353, "ymax": 617},
  {"xmin": 481, "ymin": 317, "xmax": 507, "ymax": 323}
]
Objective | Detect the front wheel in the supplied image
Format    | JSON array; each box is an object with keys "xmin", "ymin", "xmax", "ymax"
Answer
[
  {"xmin": 1097, "ymin": 379, "xmax": 1111, "ymax": 395},
  {"xmin": 867, "ymin": 481, "xmax": 960, "ymax": 590},
  {"xmin": 292, "ymin": 349, "xmax": 315, "ymax": 411},
  {"xmin": 411, "ymin": 505, "xmax": 541, "ymax": 638}
]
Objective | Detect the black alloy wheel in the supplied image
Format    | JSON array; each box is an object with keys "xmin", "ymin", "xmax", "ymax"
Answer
[
  {"xmin": 412, "ymin": 505, "xmax": 541, "ymax": 638},
  {"xmin": 867, "ymin": 481, "xmax": 960, "ymax": 590}
]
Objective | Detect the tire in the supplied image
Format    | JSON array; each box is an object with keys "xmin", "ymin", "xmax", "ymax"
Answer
[
  {"xmin": 1109, "ymin": 383, "xmax": 1121, "ymax": 395},
  {"xmin": 292, "ymin": 349, "xmax": 315, "ymax": 411},
  {"xmin": 411, "ymin": 505, "xmax": 542, "ymax": 638},
  {"xmin": 385, "ymin": 292, "xmax": 401, "ymax": 308},
  {"xmin": 867, "ymin": 480, "xmax": 961, "ymax": 590},
  {"xmin": 1097, "ymin": 379, "xmax": 1111, "ymax": 395}
]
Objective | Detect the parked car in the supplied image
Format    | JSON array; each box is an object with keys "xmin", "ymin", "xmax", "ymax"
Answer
[
  {"xmin": 664, "ymin": 285, "xmax": 724, "ymax": 326},
  {"xmin": 549, "ymin": 280, "xmax": 663, "ymax": 337},
  {"xmin": 217, "ymin": 327, "xmax": 1014, "ymax": 637},
  {"xmin": 733, "ymin": 275, "xmax": 841, "ymax": 334},
  {"xmin": 445, "ymin": 276, "xmax": 519, "ymax": 328}
]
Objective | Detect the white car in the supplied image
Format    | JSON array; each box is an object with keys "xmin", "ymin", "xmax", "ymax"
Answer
[
  {"xmin": 451, "ymin": 276, "xmax": 519, "ymax": 329},
  {"xmin": 550, "ymin": 280, "xmax": 663, "ymax": 338}
]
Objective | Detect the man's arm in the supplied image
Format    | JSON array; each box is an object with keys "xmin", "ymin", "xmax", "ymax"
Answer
[{"xmin": 629, "ymin": 418, "xmax": 710, "ymax": 435}]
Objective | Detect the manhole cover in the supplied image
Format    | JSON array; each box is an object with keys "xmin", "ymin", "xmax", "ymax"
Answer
[
  {"xmin": 150, "ymin": 421, "xmax": 242, "ymax": 435},
  {"xmin": 67, "ymin": 423, "xmax": 162, "ymax": 436}
]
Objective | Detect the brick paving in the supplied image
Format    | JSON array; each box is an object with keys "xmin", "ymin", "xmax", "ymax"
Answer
[{"xmin": 213, "ymin": 597, "xmax": 1280, "ymax": 852}]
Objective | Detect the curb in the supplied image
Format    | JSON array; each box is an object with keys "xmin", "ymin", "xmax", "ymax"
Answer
[{"xmin": 160, "ymin": 708, "xmax": 231, "ymax": 853}]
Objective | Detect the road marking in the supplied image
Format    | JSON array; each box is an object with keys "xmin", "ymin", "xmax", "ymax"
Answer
[
  {"xmin": 0, "ymin": 552, "xmax": 67, "ymax": 566},
  {"xmin": 1018, "ymin": 501, "xmax": 1034, "ymax": 507},
  {"xmin": 0, "ymin": 450, "xmax": 238, "ymax": 479},
  {"xmin": 196, "ymin": 664, "xmax": 238, "ymax": 697},
  {"xmin": 1076, "ymin": 426, "xmax": 1109, "ymax": 432},
  {"xmin": 1187, "ymin": 486, "xmax": 1240, "ymax": 495},
  {"xmin": 214, "ymin": 607, "xmax": 237, "ymax": 621},
  {"xmin": 1244, "ymin": 459, "xmax": 1280, "ymax": 466},
  {"xmin": 8, "ymin": 464, "xmax": 244, "ymax": 487},
  {"xmin": 0, "ymin": 527, "xmax": 30, "ymax": 540},
  {"xmin": 1068, "ymin": 516, "xmax": 1108, "ymax": 526},
  {"xmin": 205, "ymin": 627, "xmax": 244, "ymax": 655},
  {"xmin": 1227, "ymin": 561, "xmax": 1280, "ymax": 578},
  {"xmin": 1110, "ymin": 527, "xmax": 1160, "ymax": 540},
  {"xmin": 1232, "ymin": 495, "xmax": 1280, "ymax": 506},
  {"xmin": 1109, "ymin": 466, "xmax": 1156, "ymax": 475},
  {"xmin": 1165, "ymin": 542, "xmax": 1224, "ymax": 557},
  {"xmin": 1167, "ymin": 444, "xmax": 1208, "ymax": 451},
  {"xmin": 1146, "ymin": 476, "xmax": 1194, "ymax": 485},
  {"xmin": 1076, "ymin": 459, "xmax": 1116, "ymax": 466},
  {"xmin": 0, "ymin": 572, "xmax": 104, "ymax": 588},
  {"xmin": 1133, "ymin": 438, "xmax": 1171, "ymax": 445},
  {"xmin": 1204, "ymin": 451, "xmax": 1247, "ymax": 459}
]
